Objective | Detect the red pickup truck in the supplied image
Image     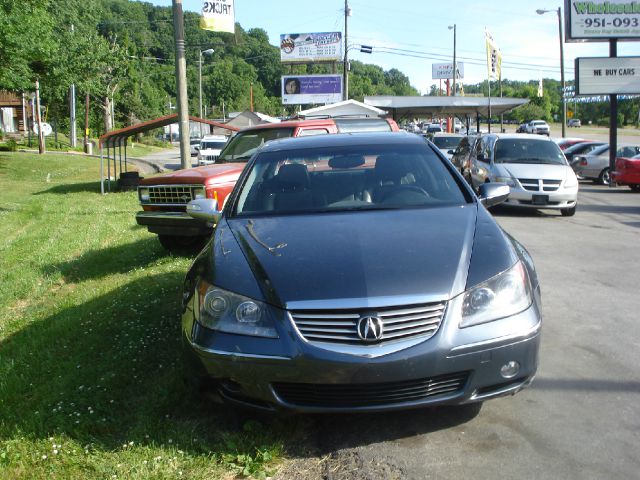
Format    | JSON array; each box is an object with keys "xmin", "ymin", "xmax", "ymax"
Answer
[{"xmin": 136, "ymin": 117, "xmax": 399, "ymax": 250}]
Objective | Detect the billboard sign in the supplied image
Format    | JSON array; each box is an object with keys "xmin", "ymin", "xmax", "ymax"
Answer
[
  {"xmin": 281, "ymin": 75, "xmax": 343, "ymax": 105},
  {"xmin": 575, "ymin": 56, "xmax": 640, "ymax": 94},
  {"xmin": 432, "ymin": 62, "xmax": 465, "ymax": 80},
  {"xmin": 280, "ymin": 32, "xmax": 343, "ymax": 63},
  {"xmin": 565, "ymin": 0, "xmax": 640, "ymax": 42},
  {"xmin": 200, "ymin": 0, "xmax": 235, "ymax": 33}
]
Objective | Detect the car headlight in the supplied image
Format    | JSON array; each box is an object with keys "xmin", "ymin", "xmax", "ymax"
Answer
[
  {"xmin": 194, "ymin": 282, "xmax": 278, "ymax": 338},
  {"xmin": 494, "ymin": 176, "xmax": 517, "ymax": 187},
  {"xmin": 139, "ymin": 187, "xmax": 150, "ymax": 202},
  {"xmin": 564, "ymin": 172, "xmax": 579, "ymax": 188},
  {"xmin": 457, "ymin": 261, "xmax": 532, "ymax": 328},
  {"xmin": 193, "ymin": 187, "xmax": 206, "ymax": 199}
]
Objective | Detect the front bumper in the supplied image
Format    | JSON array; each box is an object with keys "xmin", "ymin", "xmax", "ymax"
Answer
[
  {"xmin": 136, "ymin": 211, "xmax": 212, "ymax": 236},
  {"xmin": 182, "ymin": 296, "xmax": 542, "ymax": 413},
  {"xmin": 502, "ymin": 186, "xmax": 577, "ymax": 210}
]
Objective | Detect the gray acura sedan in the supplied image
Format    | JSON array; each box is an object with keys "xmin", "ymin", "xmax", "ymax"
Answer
[{"xmin": 181, "ymin": 132, "xmax": 541, "ymax": 413}]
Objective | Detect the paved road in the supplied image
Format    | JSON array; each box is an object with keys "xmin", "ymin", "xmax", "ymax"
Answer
[{"xmin": 273, "ymin": 183, "xmax": 640, "ymax": 480}]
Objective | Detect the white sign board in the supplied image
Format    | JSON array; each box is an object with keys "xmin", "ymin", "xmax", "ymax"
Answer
[
  {"xmin": 33, "ymin": 122, "xmax": 53, "ymax": 136},
  {"xmin": 432, "ymin": 62, "xmax": 464, "ymax": 80},
  {"xmin": 575, "ymin": 57, "xmax": 640, "ymax": 94},
  {"xmin": 282, "ymin": 75, "xmax": 342, "ymax": 105},
  {"xmin": 280, "ymin": 32, "xmax": 342, "ymax": 63},
  {"xmin": 200, "ymin": 0, "xmax": 235, "ymax": 33},
  {"xmin": 565, "ymin": 0, "xmax": 640, "ymax": 41}
]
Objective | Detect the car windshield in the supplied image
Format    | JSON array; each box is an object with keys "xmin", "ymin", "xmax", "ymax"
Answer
[
  {"xmin": 201, "ymin": 141, "xmax": 226, "ymax": 150},
  {"xmin": 218, "ymin": 128, "xmax": 295, "ymax": 162},
  {"xmin": 432, "ymin": 136, "xmax": 463, "ymax": 149},
  {"xmin": 494, "ymin": 139, "xmax": 566, "ymax": 165},
  {"xmin": 233, "ymin": 143, "xmax": 467, "ymax": 216}
]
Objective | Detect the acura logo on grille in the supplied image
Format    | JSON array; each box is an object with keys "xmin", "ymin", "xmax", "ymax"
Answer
[{"xmin": 357, "ymin": 315, "xmax": 384, "ymax": 342}]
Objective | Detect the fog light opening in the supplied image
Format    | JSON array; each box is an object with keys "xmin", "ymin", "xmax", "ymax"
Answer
[{"xmin": 500, "ymin": 361, "xmax": 520, "ymax": 379}]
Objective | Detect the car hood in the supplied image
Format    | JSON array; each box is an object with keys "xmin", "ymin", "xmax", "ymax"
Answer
[
  {"xmin": 497, "ymin": 163, "xmax": 569, "ymax": 180},
  {"xmin": 226, "ymin": 206, "xmax": 478, "ymax": 309},
  {"xmin": 139, "ymin": 163, "xmax": 245, "ymax": 186}
]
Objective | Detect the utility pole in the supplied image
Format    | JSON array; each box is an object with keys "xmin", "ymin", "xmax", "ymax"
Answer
[
  {"xmin": 172, "ymin": 0, "xmax": 191, "ymax": 169},
  {"xmin": 69, "ymin": 24, "xmax": 77, "ymax": 147},
  {"xmin": 84, "ymin": 94, "xmax": 90, "ymax": 152},
  {"xmin": 35, "ymin": 79, "xmax": 45, "ymax": 154},
  {"xmin": 343, "ymin": 0, "xmax": 349, "ymax": 101}
]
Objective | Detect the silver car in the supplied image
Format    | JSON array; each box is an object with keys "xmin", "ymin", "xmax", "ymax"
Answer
[
  {"xmin": 468, "ymin": 133, "xmax": 578, "ymax": 216},
  {"xmin": 181, "ymin": 132, "xmax": 541, "ymax": 413},
  {"xmin": 573, "ymin": 144, "xmax": 640, "ymax": 185}
]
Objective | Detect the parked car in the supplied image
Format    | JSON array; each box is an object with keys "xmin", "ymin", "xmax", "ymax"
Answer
[
  {"xmin": 181, "ymin": 131, "xmax": 541, "ymax": 413},
  {"xmin": 567, "ymin": 119, "xmax": 581, "ymax": 128},
  {"xmin": 429, "ymin": 133, "xmax": 465, "ymax": 160},
  {"xmin": 426, "ymin": 123, "xmax": 443, "ymax": 134},
  {"xmin": 515, "ymin": 123, "xmax": 528, "ymax": 133},
  {"xmin": 554, "ymin": 137, "xmax": 589, "ymax": 150},
  {"xmin": 524, "ymin": 120, "xmax": 550, "ymax": 136},
  {"xmin": 136, "ymin": 117, "xmax": 399, "ymax": 250},
  {"xmin": 190, "ymin": 138, "xmax": 201, "ymax": 157},
  {"xmin": 467, "ymin": 133, "xmax": 578, "ymax": 216},
  {"xmin": 612, "ymin": 153, "xmax": 640, "ymax": 191},
  {"xmin": 573, "ymin": 144, "xmax": 640, "ymax": 185},
  {"xmin": 197, "ymin": 135, "xmax": 228, "ymax": 165},
  {"xmin": 563, "ymin": 141, "xmax": 606, "ymax": 163}
]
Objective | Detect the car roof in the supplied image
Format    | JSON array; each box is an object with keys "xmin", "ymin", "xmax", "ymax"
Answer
[
  {"xmin": 259, "ymin": 131, "xmax": 419, "ymax": 152},
  {"xmin": 483, "ymin": 133, "xmax": 554, "ymax": 141}
]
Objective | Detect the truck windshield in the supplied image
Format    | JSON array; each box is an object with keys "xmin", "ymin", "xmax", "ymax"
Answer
[{"xmin": 219, "ymin": 128, "xmax": 295, "ymax": 162}]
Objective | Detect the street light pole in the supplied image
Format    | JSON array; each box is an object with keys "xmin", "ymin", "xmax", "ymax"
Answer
[
  {"xmin": 199, "ymin": 48, "xmax": 214, "ymax": 137},
  {"xmin": 448, "ymin": 24, "xmax": 457, "ymax": 97},
  {"xmin": 343, "ymin": 0, "xmax": 350, "ymax": 101},
  {"xmin": 537, "ymin": 7, "xmax": 566, "ymax": 138}
]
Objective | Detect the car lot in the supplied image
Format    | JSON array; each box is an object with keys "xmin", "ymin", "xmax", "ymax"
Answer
[{"xmin": 272, "ymin": 182, "xmax": 640, "ymax": 479}]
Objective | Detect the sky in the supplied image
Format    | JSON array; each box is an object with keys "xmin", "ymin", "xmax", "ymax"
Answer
[{"xmin": 146, "ymin": 0, "xmax": 638, "ymax": 94}]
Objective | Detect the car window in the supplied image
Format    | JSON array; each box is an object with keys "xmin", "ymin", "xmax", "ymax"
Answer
[
  {"xmin": 233, "ymin": 143, "xmax": 468, "ymax": 216},
  {"xmin": 297, "ymin": 128, "xmax": 329, "ymax": 137},
  {"xmin": 201, "ymin": 141, "xmax": 227, "ymax": 150},
  {"xmin": 494, "ymin": 139, "xmax": 566, "ymax": 165},
  {"xmin": 432, "ymin": 136, "xmax": 463, "ymax": 149},
  {"xmin": 335, "ymin": 118, "xmax": 392, "ymax": 133},
  {"xmin": 218, "ymin": 128, "xmax": 295, "ymax": 162}
]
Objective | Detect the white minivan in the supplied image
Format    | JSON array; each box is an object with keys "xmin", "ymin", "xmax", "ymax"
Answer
[{"xmin": 197, "ymin": 135, "xmax": 228, "ymax": 165}]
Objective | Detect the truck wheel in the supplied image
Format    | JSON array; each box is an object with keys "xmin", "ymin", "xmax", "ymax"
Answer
[
  {"xmin": 561, "ymin": 205, "xmax": 576, "ymax": 216},
  {"xmin": 630, "ymin": 185, "xmax": 640, "ymax": 192},
  {"xmin": 158, "ymin": 235, "xmax": 206, "ymax": 251}
]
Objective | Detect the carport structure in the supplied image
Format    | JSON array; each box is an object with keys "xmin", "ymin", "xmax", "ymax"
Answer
[
  {"xmin": 363, "ymin": 96, "xmax": 529, "ymax": 132},
  {"xmin": 98, "ymin": 114, "xmax": 239, "ymax": 194}
]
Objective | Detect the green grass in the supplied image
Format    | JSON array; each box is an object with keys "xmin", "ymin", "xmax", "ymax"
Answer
[{"xmin": 0, "ymin": 152, "xmax": 288, "ymax": 479}]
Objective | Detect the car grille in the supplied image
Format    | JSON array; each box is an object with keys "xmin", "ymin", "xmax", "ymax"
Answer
[
  {"xmin": 201, "ymin": 155, "xmax": 218, "ymax": 162},
  {"xmin": 518, "ymin": 178, "xmax": 562, "ymax": 192},
  {"xmin": 290, "ymin": 302, "xmax": 446, "ymax": 345},
  {"xmin": 272, "ymin": 371, "xmax": 469, "ymax": 408},
  {"xmin": 142, "ymin": 185, "xmax": 201, "ymax": 205}
]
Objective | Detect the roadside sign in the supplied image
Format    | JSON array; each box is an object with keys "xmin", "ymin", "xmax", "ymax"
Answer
[
  {"xmin": 432, "ymin": 62, "xmax": 464, "ymax": 80},
  {"xmin": 280, "ymin": 32, "xmax": 342, "ymax": 63},
  {"xmin": 281, "ymin": 75, "xmax": 343, "ymax": 105},
  {"xmin": 565, "ymin": 0, "xmax": 640, "ymax": 42},
  {"xmin": 33, "ymin": 122, "xmax": 53, "ymax": 136},
  {"xmin": 575, "ymin": 56, "xmax": 640, "ymax": 95}
]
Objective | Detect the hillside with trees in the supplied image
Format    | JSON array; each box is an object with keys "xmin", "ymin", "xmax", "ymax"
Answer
[
  {"xmin": 2, "ymin": 0, "xmax": 637, "ymax": 137},
  {"xmin": 0, "ymin": 0, "xmax": 418, "ymax": 137}
]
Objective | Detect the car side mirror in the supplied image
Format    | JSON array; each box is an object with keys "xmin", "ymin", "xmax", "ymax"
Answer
[
  {"xmin": 187, "ymin": 199, "xmax": 221, "ymax": 224},
  {"xmin": 194, "ymin": 146, "xmax": 200, "ymax": 151},
  {"xmin": 447, "ymin": 149, "xmax": 455, "ymax": 155},
  {"xmin": 478, "ymin": 183, "xmax": 510, "ymax": 208}
]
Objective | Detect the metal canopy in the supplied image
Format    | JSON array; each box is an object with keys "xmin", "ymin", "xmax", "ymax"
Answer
[
  {"xmin": 363, "ymin": 96, "xmax": 529, "ymax": 120},
  {"xmin": 98, "ymin": 114, "xmax": 240, "ymax": 194}
]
